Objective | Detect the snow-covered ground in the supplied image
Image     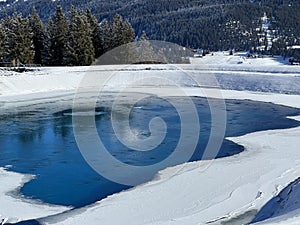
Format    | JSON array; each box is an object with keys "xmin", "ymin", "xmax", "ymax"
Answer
[{"xmin": 0, "ymin": 52, "xmax": 300, "ymax": 224}]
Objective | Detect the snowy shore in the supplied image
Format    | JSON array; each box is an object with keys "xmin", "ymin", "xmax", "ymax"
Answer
[
  {"xmin": 0, "ymin": 168, "xmax": 70, "ymax": 224},
  {"xmin": 0, "ymin": 53, "xmax": 300, "ymax": 224}
]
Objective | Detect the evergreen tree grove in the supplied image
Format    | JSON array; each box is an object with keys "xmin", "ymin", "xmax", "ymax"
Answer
[{"xmin": 0, "ymin": 6, "xmax": 136, "ymax": 66}]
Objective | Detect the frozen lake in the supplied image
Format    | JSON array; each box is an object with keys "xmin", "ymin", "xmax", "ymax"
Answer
[{"xmin": 0, "ymin": 95, "xmax": 299, "ymax": 208}]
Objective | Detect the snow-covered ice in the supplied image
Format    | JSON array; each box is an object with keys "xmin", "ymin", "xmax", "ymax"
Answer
[{"xmin": 0, "ymin": 52, "xmax": 299, "ymax": 224}]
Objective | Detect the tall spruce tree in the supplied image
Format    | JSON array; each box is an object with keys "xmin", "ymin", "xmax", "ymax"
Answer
[
  {"xmin": 64, "ymin": 6, "xmax": 95, "ymax": 66},
  {"xmin": 79, "ymin": 12, "xmax": 95, "ymax": 65},
  {"xmin": 48, "ymin": 6, "xmax": 69, "ymax": 66},
  {"xmin": 0, "ymin": 21, "xmax": 5, "ymax": 56},
  {"xmin": 108, "ymin": 14, "xmax": 135, "ymax": 52},
  {"xmin": 122, "ymin": 20, "xmax": 135, "ymax": 45},
  {"xmin": 110, "ymin": 14, "xmax": 124, "ymax": 49},
  {"xmin": 136, "ymin": 31, "xmax": 156, "ymax": 63},
  {"xmin": 6, "ymin": 13, "xmax": 35, "ymax": 64},
  {"xmin": 99, "ymin": 19, "xmax": 111, "ymax": 55},
  {"xmin": 63, "ymin": 5, "xmax": 77, "ymax": 65},
  {"xmin": 1, "ymin": 10, "xmax": 11, "ymax": 61},
  {"xmin": 29, "ymin": 7, "xmax": 47, "ymax": 65},
  {"xmin": 85, "ymin": 9, "xmax": 102, "ymax": 58}
]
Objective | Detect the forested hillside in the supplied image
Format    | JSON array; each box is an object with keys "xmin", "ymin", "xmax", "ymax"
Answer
[{"xmin": 1, "ymin": 0, "xmax": 300, "ymax": 56}]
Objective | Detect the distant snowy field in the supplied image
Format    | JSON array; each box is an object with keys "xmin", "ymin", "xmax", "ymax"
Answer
[{"xmin": 0, "ymin": 52, "xmax": 300, "ymax": 224}]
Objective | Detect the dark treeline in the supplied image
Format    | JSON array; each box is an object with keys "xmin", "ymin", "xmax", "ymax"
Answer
[{"xmin": 0, "ymin": 6, "xmax": 135, "ymax": 66}]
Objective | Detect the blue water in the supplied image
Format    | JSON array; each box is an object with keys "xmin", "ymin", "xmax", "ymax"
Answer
[{"xmin": 0, "ymin": 96, "xmax": 299, "ymax": 208}]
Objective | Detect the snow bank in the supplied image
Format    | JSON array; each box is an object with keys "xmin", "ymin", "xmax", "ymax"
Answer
[
  {"xmin": 0, "ymin": 67, "xmax": 83, "ymax": 97},
  {"xmin": 0, "ymin": 168, "xmax": 70, "ymax": 224}
]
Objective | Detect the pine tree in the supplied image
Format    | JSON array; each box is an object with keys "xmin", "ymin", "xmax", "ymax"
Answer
[
  {"xmin": 29, "ymin": 7, "xmax": 47, "ymax": 65},
  {"xmin": 110, "ymin": 14, "xmax": 135, "ymax": 48},
  {"xmin": 48, "ymin": 6, "xmax": 69, "ymax": 66},
  {"xmin": 64, "ymin": 6, "xmax": 95, "ymax": 66},
  {"xmin": 63, "ymin": 5, "xmax": 77, "ymax": 65},
  {"xmin": 99, "ymin": 19, "xmax": 111, "ymax": 55},
  {"xmin": 110, "ymin": 14, "xmax": 124, "ymax": 49},
  {"xmin": 85, "ymin": 9, "xmax": 102, "ymax": 58},
  {"xmin": 6, "ymin": 12, "xmax": 35, "ymax": 64},
  {"xmin": 136, "ymin": 31, "xmax": 156, "ymax": 63},
  {"xmin": 0, "ymin": 21, "xmax": 5, "ymax": 56},
  {"xmin": 1, "ymin": 10, "xmax": 9, "ymax": 58},
  {"xmin": 122, "ymin": 19, "xmax": 135, "ymax": 44},
  {"xmin": 79, "ymin": 12, "xmax": 95, "ymax": 65}
]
